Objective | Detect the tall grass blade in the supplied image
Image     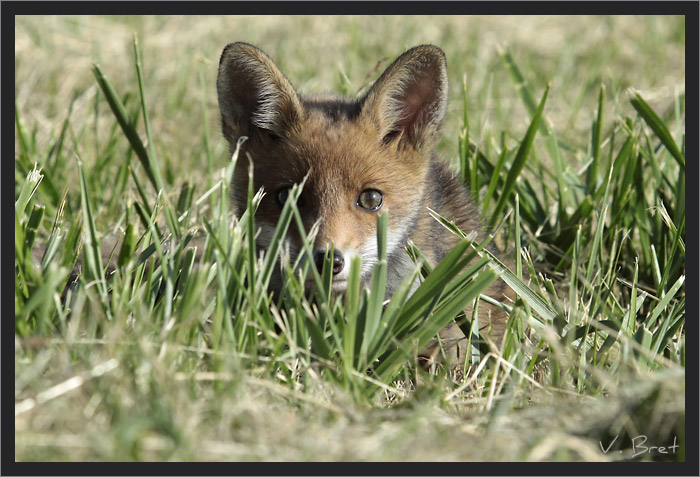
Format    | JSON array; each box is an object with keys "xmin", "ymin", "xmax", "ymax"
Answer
[
  {"xmin": 92, "ymin": 63, "xmax": 164, "ymax": 193},
  {"xmin": 359, "ymin": 212, "xmax": 388, "ymax": 368},
  {"xmin": 78, "ymin": 161, "xmax": 110, "ymax": 304},
  {"xmin": 629, "ymin": 90, "xmax": 685, "ymax": 170},
  {"xmin": 489, "ymin": 83, "xmax": 549, "ymax": 226},
  {"xmin": 587, "ymin": 85, "xmax": 605, "ymax": 194}
]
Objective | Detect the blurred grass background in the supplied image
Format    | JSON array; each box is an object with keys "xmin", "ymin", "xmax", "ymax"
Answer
[{"xmin": 15, "ymin": 15, "xmax": 685, "ymax": 463}]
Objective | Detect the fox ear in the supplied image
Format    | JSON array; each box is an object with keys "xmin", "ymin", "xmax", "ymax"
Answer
[
  {"xmin": 360, "ymin": 45, "xmax": 448, "ymax": 151},
  {"xmin": 217, "ymin": 42, "xmax": 303, "ymax": 143}
]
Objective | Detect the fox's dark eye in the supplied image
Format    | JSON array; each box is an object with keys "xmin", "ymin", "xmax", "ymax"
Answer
[
  {"xmin": 276, "ymin": 186, "xmax": 304, "ymax": 208},
  {"xmin": 357, "ymin": 189, "xmax": 383, "ymax": 211},
  {"xmin": 276, "ymin": 187, "xmax": 291, "ymax": 206}
]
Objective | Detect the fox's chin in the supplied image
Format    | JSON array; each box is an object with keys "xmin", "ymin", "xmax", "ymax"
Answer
[
  {"xmin": 301, "ymin": 279, "xmax": 349, "ymax": 295},
  {"xmin": 330, "ymin": 280, "xmax": 348, "ymax": 293}
]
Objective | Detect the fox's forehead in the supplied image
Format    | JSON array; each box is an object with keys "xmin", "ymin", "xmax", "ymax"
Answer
[
  {"xmin": 261, "ymin": 108, "xmax": 388, "ymax": 185},
  {"xmin": 298, "ymin": 101, "xmax": 366, "ymax": 140},
  {"xmin": 302, "ymin": 96, "xmax": 361, "ymax": 121}
]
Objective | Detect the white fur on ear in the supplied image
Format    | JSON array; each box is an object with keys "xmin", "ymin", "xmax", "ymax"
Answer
[
  {"xmin": 226, "ymin": 48, "xmax": 289, "ymax": 132},
  {"xmin": 361, "ymin": 45, "xmax": 449, "ymax": 151},
  {"xmin": 217, "ymin": 42, "xmax": 303, "ymax": 141}
]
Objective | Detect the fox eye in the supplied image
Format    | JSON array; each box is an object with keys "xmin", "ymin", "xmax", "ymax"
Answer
[
  {"xmin": 357, "ymin": 189, "xmax": 383, "ymax": 211},
  {"xmin": 276, "ymin": 187, "xmax": 304, "ymax": 208},
  {"xmin": 276, "ymin": 187, "xmax": 291, "ymax": 206}
]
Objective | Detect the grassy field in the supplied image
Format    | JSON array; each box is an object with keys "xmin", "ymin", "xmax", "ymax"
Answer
[{"xmin": 15, "ymin": 15, "xmax": 686, "ymax": 463}]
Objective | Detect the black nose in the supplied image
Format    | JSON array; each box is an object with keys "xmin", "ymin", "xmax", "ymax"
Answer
[{"xmin": 314, "ymin": 250, "xmax": 345, "ymax": 276}]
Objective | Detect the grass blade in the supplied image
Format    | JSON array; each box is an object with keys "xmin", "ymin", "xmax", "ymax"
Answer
[
  {"xmin": 78, "ymin": 160, "xmax": 110, "ymax": 303},
  {"xmin": 629, "ymin": 89, "xmax": 684, "ymax": 170},
  {"xmin": 359, "ymin": 212, "xmax": 388, "ymax": 368},
  {"xmin": 587, "ymin": 85, "xmax": 605, "ymax": 194},
  {"xmin": 489, "ymin": 83, "xmax": 549, "ymax": 226},
  {"xmin": 92, "ymin": 63, "xmax": 164, "ymax": 193}
]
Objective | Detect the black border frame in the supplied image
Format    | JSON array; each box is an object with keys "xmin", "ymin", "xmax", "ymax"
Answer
[{"xmin": 4, "ymin": 2, "xmax": 697, "ymax": 476}]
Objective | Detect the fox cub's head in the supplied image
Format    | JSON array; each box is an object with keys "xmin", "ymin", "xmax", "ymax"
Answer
[{"xmin": 217, "ymin": 43, "xmax": 448, "ymax": 294}]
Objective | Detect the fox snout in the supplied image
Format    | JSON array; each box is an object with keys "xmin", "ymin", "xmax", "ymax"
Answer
[
  {"xmin": 313, "ymin": 249, "xmax": 345, "ymax": 276},
  {"xmin": 310, "ymin": 246, "xmax": 359, "ymax": 293}
]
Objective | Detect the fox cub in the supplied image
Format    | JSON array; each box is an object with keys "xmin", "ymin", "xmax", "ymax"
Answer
[{"xmin": 216, "ymin": 43, "xmax": 510, "ymax": 367}]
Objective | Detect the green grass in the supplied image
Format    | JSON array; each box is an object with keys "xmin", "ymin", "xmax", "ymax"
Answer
[{"xmin": 15, "ymin": 15, "xmax": 685, "ymax": 462}]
